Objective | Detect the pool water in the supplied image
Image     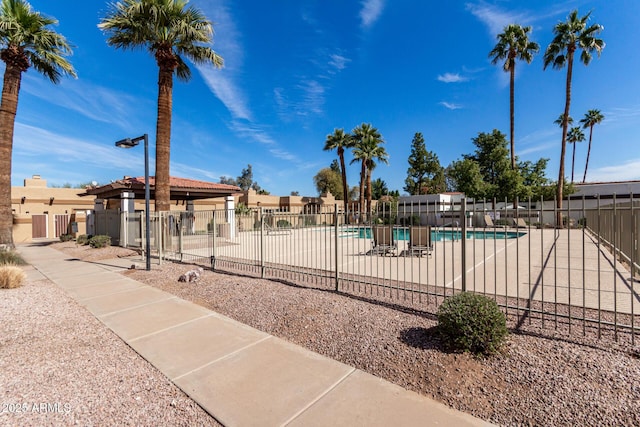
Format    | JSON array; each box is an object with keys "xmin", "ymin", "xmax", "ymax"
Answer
[{"xmin": 341, "ymin": 227, "xmax": 525, "ymax": 241}]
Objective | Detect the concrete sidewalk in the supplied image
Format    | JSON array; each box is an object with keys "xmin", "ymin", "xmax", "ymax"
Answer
[{"xmin": 18, "ymin": 243, "xmax": 491, "ymax": 427}]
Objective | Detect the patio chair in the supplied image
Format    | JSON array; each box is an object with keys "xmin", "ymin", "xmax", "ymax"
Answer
[
  {"xmin": 370, "ymin": 225, "xmax": 397, "ymax": 256},
  {"xmin": 484, "ymin": 215, "xmax": 495, "ymax": 227},
  {"xmin": 408, "ymin": 225, "xmax": 432, "ymax": 257},
  {"xmin": 513, "ymin": 218, "xmax": 527, "ymax": 228}
]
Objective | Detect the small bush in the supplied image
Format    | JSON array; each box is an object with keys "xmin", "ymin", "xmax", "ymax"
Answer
[
  {"xmin": 0, "ymin": 265, "xmax": 26, "ymax": 289},
  {"xmin": 399, "ymin": 215, "xmax": 420, "ymax": 226},
  {"xmin": 276, "ymin": 219, "xmax": 291, "ymax": 228},
  {"xmin": 76, "ymin": 234, "xmax": 92, "ymax": 245},
  {"xmin": 0, "ymin": 250, "xmax": 26, "ymax": 266},
  {"xmin": 437, "ymin": 292, "xmax": 507, "ymax": 356},
  {"xmin": 59, "ymin": 233, "xmax": 74, "ymax": 242},
  {"xmin": 89, "ymin": 235, "xmax": 111, "ymax": 248}
]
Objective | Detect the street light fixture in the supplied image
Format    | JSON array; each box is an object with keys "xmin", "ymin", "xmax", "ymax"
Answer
[{"xmin": 115, "ymin": 134, "xmax": 151, "ymax": 271}]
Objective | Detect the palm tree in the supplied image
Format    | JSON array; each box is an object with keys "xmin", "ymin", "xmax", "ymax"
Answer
[
  {"xmin": 0, "ymin": 0, "xmax": 75, "ymax": 246},
  {"xmin": 543, "ymin": 10, "xmax": 604, "ymax": 226},
  {"xmin": 554, "ymin": 113, "xmax": 573, "ymax": 128},
  {"xmin": 99, "ymin": 0, "xmax": 223, "ymax": 212},
  {"xmin": 579, "ymin": 109, "xmax": 604, "ymax": 183},
  {"xmin": 567, "ymin": 127, "xmax": 585, "ymax": 183},
  {"xmin": 351, "ymin": 123, "xmax": 382, "ymax": 219},
  {"xmin": 489, "ymin": 24, "xmax": 539, "ymax": 170},
  {"xmin": 323, "ymin": 128, "xmax": 353, "ymax": 222},
  {"xmin": 351, "ymin": 124, "xmax": 388, "ymax": 221}
]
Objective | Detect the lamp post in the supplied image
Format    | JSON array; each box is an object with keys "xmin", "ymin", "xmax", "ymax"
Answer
[{"xmin": 115, "ymin": 134, "xmax": 151, "ymax": 271}]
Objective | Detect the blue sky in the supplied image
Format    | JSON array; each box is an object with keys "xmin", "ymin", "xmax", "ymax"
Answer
[{"xmin": 9, "ymin": 0, "xmax": 640, "ymax": 197}]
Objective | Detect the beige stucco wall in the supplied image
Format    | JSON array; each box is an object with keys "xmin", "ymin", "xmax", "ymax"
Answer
[{"xmin": 11, "ymin": 176, "xmax": 92, "ymax": 243}]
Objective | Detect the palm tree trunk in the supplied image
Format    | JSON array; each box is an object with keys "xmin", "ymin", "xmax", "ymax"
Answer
[
  {"xmin": 358, "ymin": 162, "xmax": 366, "ymax": 223},
  {"xmin": 556, "ymin": 50, "xmax": 574, "ymax": 228},
  {"xmin": 155, "ymin": 66, "xmax": 173, "ymax": 212},
  {"xmin": 509, "ymin": 64, "xmax": 516, "ymax": 170},
  {"xmin": 582, "ymin": 126, "xmax": 594, "ymax": 183},
  {"xmin": 0, "ymin": 65, "xmax": 22, "ymax": 247},
  {"xmin": 571, "ymin": 142, "xmax": 576, "ymax": 183},
  {"xmin": 338, "ymin": 149, "xmax": 349, "ymax": 224},
  {"xmin": 365, "ymin": 166, "xmax": 372, "ymax": 220}
]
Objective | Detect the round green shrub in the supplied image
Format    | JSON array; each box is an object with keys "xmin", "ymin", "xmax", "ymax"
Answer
[
  {"xmin": 437, "ymin": 292, "xmax": 508, "ymax": 356},
  {"xmin": 276, "ymin": 219, "xmax": 291, "ymax": 228},
  {"xmin": 76, "ymin": 234, "xmax": 92, "ymax": 245},
  {"xmin": 59, "ymin": 233, "xmax": 74, "ymax": 242},
  {"xmin": 89, "ymin": 235, "xmax": 111, "ymax": 248}
]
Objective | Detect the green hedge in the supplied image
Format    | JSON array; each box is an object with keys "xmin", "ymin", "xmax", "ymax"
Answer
[{"xmin": 89, "ymin": 235, "xmax": 111, "ymax": 248}]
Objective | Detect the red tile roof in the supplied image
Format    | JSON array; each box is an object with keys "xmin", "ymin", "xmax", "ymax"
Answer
[{"xmin": 124, "ymin": 176, "xmax": 240, "ymax": 191}]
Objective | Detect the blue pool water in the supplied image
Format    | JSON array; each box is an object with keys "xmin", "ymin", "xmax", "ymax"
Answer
[{"xmin": 341, "ymin": 227, "xmax": 525, "ymax": 241}]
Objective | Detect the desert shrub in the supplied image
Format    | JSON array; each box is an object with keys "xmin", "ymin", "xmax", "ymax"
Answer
[
  {"xmin": 437, "ymin": 292, "xmax": 507, "ymax": 356},
  {"xmin": 89, "ymin": 235, "xmax": 111, "ymax": 248},
  {"xmin": 0, "ymin": 250, "xmax": 26, "ymax": 266},
  {"xmin": 59, "ymin": 233, "xmax": 74, "ymax": 242},
  {"xmin": 76, "ymin": 234, "xmax": 92, "ymax": 245},
  {"xmin": 276, "ymin": 219, "xmax": 291, "ymax": 228},
  {"xmin": 399, "ymin": 215, "xmax": 420, "ymax": 226},
  {"xmin": 0, "ymin": 265, "xmax": 26, "ymax": 289}
]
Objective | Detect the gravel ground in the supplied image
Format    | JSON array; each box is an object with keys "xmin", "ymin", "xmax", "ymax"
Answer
[
  {"xmin": 18, "ymin": 242, "xmax": 640, "ymax": 426},
  {"xmin": 0, "ymin": 265, "xmax": 221, "ymax": 427},
  {"xmin": 122, "ymin": 260, "xmax": 640, "ymax": 427}
]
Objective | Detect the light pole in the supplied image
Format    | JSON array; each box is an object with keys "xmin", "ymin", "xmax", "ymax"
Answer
[{"xmin": 115, "ymin": 134, "xmax": 151, "ymax": 271}]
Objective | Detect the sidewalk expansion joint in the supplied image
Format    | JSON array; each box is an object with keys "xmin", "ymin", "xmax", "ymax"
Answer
[
  {"xmin": 171, "ymin": 335, "xmax": 273, "ymax": 382},
  {"xmin": 73, "ymin": 283, "xmax": 149, "ymax": 302},
  {"xmin": 282, "ymin": 367, "xmax": 357, "ymax": 426},
  {"xmin": 92, "ymin": 294, "xmax": 176, "ymax": 317},
  {"xmin": 127, "ymin": 312, "xmax": 215, "ymax": 343}
]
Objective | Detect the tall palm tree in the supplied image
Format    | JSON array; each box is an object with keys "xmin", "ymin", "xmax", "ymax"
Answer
[
  {"xmin": 323, "ymin": 128, "xmax": 353, "ymax": 221},
  {"xmin": 579, "ymin": 109, "xmax": 604, "ymax": 183},
  {"xmin": 351, "ymin": 124, "xmax": 387, "ymax": 221},
  {"xmin": 554, "ymin": 113, "xmax": 573, "ymax": 128},
  {"xmin": 567, "ymin": 127, "xmax": 585, "ymax": 183},
  {"xmin": 0, "ymin": 0, "xmax": 75, "ymax": 247},
  {"xmin": 351, "ymin": 123, "xmax": 382, "ymax": 220},
  {"xmin": 99, "ymin": 0, "xmax": 223, "ymax": 212},
  {"xmin": 543, "ymin": 10, "xmax": 604, "ymax": 226},
  {"xmin": 489, "ymin": 24, "xmax": 539, "ymax": 170}
]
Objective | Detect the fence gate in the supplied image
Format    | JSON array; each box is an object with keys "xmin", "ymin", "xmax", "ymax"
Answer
[
  {"xmin": 54, "ymin": 214, "xmax": 70, "ymax": 238},
  {"xmin": 31, "ymin": 214, "xmax": 47, "ymax": 238}
]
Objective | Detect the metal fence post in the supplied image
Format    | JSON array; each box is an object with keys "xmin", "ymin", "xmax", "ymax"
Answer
[
  {"xmin": 334, "ymin": 203, "xmax": 339, "ymax": 291},
  {"xmin": 461, "ymin": 198, "xmax": 467, "ymax": 292},
  {"xmin": 260, "ymin": 207, "xmax": 265, "ymax": 278}
]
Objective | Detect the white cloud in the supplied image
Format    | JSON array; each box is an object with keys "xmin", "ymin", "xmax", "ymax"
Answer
[
  {"xmin": 437, "ymin": 72, "xmax": 469, "ymax": 83},
  {"xmin": 329, "ymin": 54, "xmax": 351, "ymax": 71},
  {"xmin": 465, "ymin": 2, "xmax": 525, "ymax": 37},
  {"xmin": 439, "ymin": 102, "xmax": 463, "ymax": 110},
  {"xmin": 360, "ymin": 0, "xmax": 385, "ymax": 29},
  {"xmin": 588, "ymin": 159, "xmax": 640, "ymax": 182}
]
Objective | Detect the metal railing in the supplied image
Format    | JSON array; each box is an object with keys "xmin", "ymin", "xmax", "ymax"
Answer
[{"xmin": 122, "ymin": 196, "xmax": 639, "ymax": 344}]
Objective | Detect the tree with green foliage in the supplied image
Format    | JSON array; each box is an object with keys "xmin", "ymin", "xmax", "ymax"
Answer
[
  {"xmin": 0, "ymin": 0, "xmax": 75, "ymax": 247},
  {"xmin": 371, "ymin": 178, "xmax": 388, "ymax": 200},
  {"xmin": 543, "ymin": 9, "xmax": 604, "ymax": 225},
  {"xmin": 446, "ymin": 159, "xmax": 488, "ymax": 200},
  {"xmin": 351, "ymin": 124, "xmax": 388, "ymax": 219},
  {"xmin": 324, "ymin": 128, "xmax": 353, "ymax": 214},
  {"xmin": 313, "ymin": 167, "xmax": 342, "ymax": 197},
  {"xmin": 404, "ymin": 132, "xmax": 445, "ymax": 195},
  {"xmin": 237, "ymin": 164, "xmax": 254, "ymax": 191},
  {"xmin": 220, "ymin": 176, "xmax": 238, "ymax": 186},
  {"xmin": 100, "ymin": 0, "xmax": 223, "ymax": 212},
  {"xmin": 567, "ymin": 126, "xmax": 585, "ymax": 183},
  {"xmin": 579, "ymin": 109, "xmax": 604, "ymax": 183},
  {"xmin": 489, "ymin": 24, "xmax": 539, "ymax": 169}
]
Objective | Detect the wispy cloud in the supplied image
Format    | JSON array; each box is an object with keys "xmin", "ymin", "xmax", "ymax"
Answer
[
  {"xmin": 465, "ymin": 2, "xmax": 526, "ymax": 37},
  {"xmin": 439, "ymin": 102, "xmax": 463, "ymax": 110},
  {"xmin": 360, "ymin": 0, "xmax": 385, "ymax": 29},
  {"xmin": 437, "ymin": 72, "xmax": 469, "ymax": 83},
  {"xmin": 328, "ymin": 54, "xmax": 351, "ymax": 72},
  {"xmin": 588, "ymin": 159, "xmax": 640, "ymax": 182},
  {"xmin": 21, "ymin": 74, "xmax": 145, "ymax": 130}
]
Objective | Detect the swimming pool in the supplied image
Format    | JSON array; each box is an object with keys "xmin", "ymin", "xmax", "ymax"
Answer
[{"xmin": 341, "ymin": 227, "xmax": 525, "ymax": 241}]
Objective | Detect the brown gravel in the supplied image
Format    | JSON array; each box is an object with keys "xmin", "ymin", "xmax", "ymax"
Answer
[
  {"xmin": 0, "ymin": 263, "xmax": 221, "ymax": 426},
  {"xmin": 47, "ymin": 243, "xmax": 640, "ymax": 426}
]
